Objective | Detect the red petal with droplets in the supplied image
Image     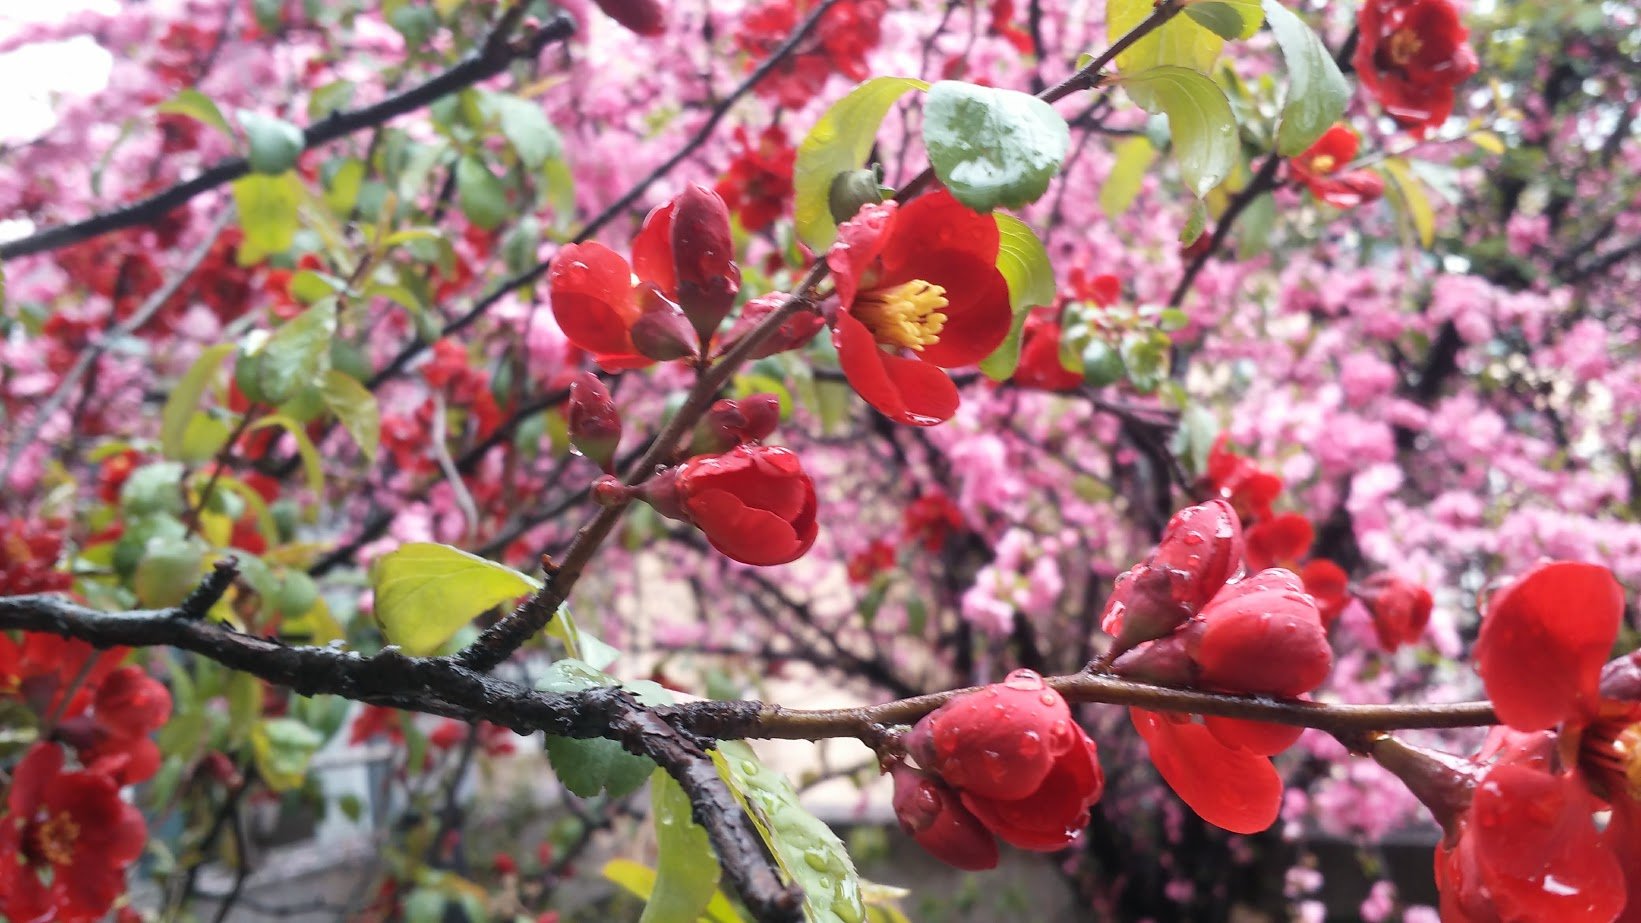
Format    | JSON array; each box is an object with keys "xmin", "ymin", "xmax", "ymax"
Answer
[{"xmin": 1132, "ymin": 708, "xmax": 1282, "ymax": 834}]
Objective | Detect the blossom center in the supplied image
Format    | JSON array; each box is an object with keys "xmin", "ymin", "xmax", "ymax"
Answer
[
  {"xmin": 1579, "ymin": 706, "xmax": 1641, "ymax": 804},
  {"xmin": 855, "ymin": 280, "xmax": 949, "ymax": 351},
  {"xmin": 1388, "ymin": 29, "xmax": 1423, "ymax": 67},
  {"xmin": 1309, "ymin": 154, "xmax": 1337, "ymax": 174},
  {"xmin": 28, "ymin": 811, "xmax": 79, "ymax": 868}
]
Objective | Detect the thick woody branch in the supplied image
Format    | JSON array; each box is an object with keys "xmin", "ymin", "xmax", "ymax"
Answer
[{"xmin": 0, "ymin": 15, "xmax": 576, "ymax": 262}]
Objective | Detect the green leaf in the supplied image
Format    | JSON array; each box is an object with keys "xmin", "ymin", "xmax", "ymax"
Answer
[
  {"xmin": 240, "ymin": 111, "xmax": 306, "ymax": 176},
  {"xmin": 793, "ymin": 77, "xmax": 928, "ymax": 249},
  {"xmin": 1100, "ymin": 136, "xmax": 1158, "ymax": 218},
  {"xmin": 227, "ymin": 671, "xmax": 265, "ymax": 746},
  {"xmin": 1262, "ymin": 0, "xmax": 1349, "ymax": 156},
  {"xmin": 922, "ymin": 81, "xmax": 1070, "ymax": 212},
  {"xmin": 120, "ymin": 462, "xmax": 187, "ymax": 517},
  {"xmin": 455, "ymin": 154, "xmax": 509, "ymax": 230},
  {"xmin": 641, "ymin": 769, "xmax": 722, "ymax": 923},
  {"xmin": 252, "ymin": 717, "xmax": 323, "ymax": 792},
  {"xmin": 1381, "ymin": 157, "xmax": 1435, "ymax": 248},
  {"xmin": 538, "ymin": 660, "xmax": 671, "ymax": 798},
  {"xmin": 325, "ymin": 158, "xmax": 366, "ymax": 215},
  {"xmin": 1120, "ymin": 67, "xmax": 1238, "ymax": 198},
  {"xmin": 978, "ymin": 214, "xmax": 1055, "ymax": 380},
  {"xmin": 246, "ymin": 414, "xmax": 326, "ymax": 498},
  {"xmin": 307, "ymin": 80, "xmax": 356, "ymax": 121},
  {"xmin": 319, "ymin": 370, "xmax": 380, "ymax": 462},
  {"xmin": 602, "ymin": 860, "xmax": 743, "ymax": 923},
  {"xmin": 372, "ymin": 542, "xmax": 540, "ymax": 656},
  {"xmin": 1081, "ymin": 339, "xmax": 1126, "ymax": 388},
  {"xmin": 1236, "ymin": 191, "xmax": 1277, "ymax": 259},
  {"xmin": 1110, "ymin": 0, "xmax": 1225, "ymax": 100},
  {"xmin": 289, "ymin": 270, "xmax": 346, "ymax": 304},
  {"xmin": 236, "ymin": 300, "xmax": 336, "ymax": 405},
  {"xmin": 713, "ymin": 740, "xmax": 865, "ymax": 923},
  {"xmin": 1184, "ymin": 0, "xmax": 1263, "ymax": 40},
  {"xmin": 161, "ymin": 344, "xmax": 235, "ymax": 461},
  {"xmin": 252, "ymin": 0, "xmax": 283, "ymax": 32},
  {"xmin": 1180, "ymin": 196, "xmax": 1209, "ymax": 245},
  {"xmin": 156, "ymin": 89, "xmax": 234, "ymax": 139},
  {"xmin": 487, "ymin": 94, "xmax": 562, "ymax": 169},
  {"xmin": 232, "ymin": 172, "xmax": 303, "ymax": 263}
]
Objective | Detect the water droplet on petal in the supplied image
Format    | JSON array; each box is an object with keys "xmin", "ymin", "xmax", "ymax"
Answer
[{"xmin": 1003, "ymin": 669, "xmax": 1045, "ymax": 691}]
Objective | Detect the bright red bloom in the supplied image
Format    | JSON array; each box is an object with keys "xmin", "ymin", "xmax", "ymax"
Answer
[
  {"xmin": 1191, "ymin": 568, "xmax": 1333, "ymax": 698},
  {"xmin": 1355, "ymin": 0, "xmax": 1480, "ymax": 136},
  {"xmin": 0, "ymin": 743, "xmax": 147, "ymax": 923},
  {"xmin": 632, "ymin": 185, "xmax": 741, "ymax": 340},
  {"xmin": 349, "ymin": 704, "xmax": 406, "ymax": 746},
  {"xmin": 1244, "ymin": 512, "xmax": 1314, "ymax": 571},
  {"xmin": 890, "ymin": 764, "xmax": 999, "ymax": 871},
  {"xmin": 674, "ymin": 445, "xmax": 818, "ymax": 566},
  {"xmin": 903, "ymin": 492, "xmax": 965, "ymax": 553},
  {"xmin": 735, "ymin": 0, "xmax": 887, "ymax": 109},
  {"xmin": 1012, "ymin": 310, "xmax": 1082, "ymax": 392},
  {"xmin": 986, "ymin": 0, "xmax": 1035, "ymax": 53},
  {"xmin": 716, "ymin": 126, "xmax": 795, "ymax": 233},
  {"xmin": 1203, "ymin": 435, "xmax": 1282, "ymax": 523},
  {"xmin": 1434, "ymin": 562, "xmax": 1640, "ymax": 922},
  {"xmin": 1, "ymin": 517, "xmax": 74, "ymax": 597},
  {"xmin": 1065, "ymin": 268, "xmax": 1121, "ymax": 307},
  {"xmin": 1288, "ymin": 125, "xmax": 1386, "ymax": 209},
  {"xmin": 1299, "ymin": 558, "xmax": 1351, "ymax": 628},
  {"xmin": 827, "ymin": 192, "xmax": 1012, "ymax": 426},
  {"xmin": 902, "ymin": 669, "xmax": 1104, "ymax": 857},
  {"xmin": 1102, "ymin": 499, "xmax": 1244, "ymax": 661},
  {"xmin": 847, "ymin": 540, "xmax": 896, "ymax": 585},
  {"xmin": 1356, "ymin": 571, "xmax": 1433, "ymax": 651}
]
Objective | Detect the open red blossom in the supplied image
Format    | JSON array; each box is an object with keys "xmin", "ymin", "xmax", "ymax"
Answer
[
  {"xmin": 1288, "ymin": 125, "xmax": 1386, "ymax": 209},
  {"xmin": 1356, "ymin": 571, "xmax": 1433, "ymax": 651},
  {"xmin": 674, "ymin": 444, "xmax": 818, "ymax": 566},
  {"xmin": 0, "ymin": 743, "xmax": 147, "ymax": 923},
  {"xmin": 1012, "ymin": 310, "xmax": 1083, "ymax": 392},
  {"xmin": 827, "ymin": 191, "xmax": 1012, "ymax": 426},
  {"xmin": 735, "ymin": 0, "xmax": 886, "ymax": 109},
  {"xmin": 901, "ymin": 670, "xmax": 1104, "ymax": 858},
  {"xmin": 1299, "ymin": 559, "xmax": 1351, "ymax": 627},
  {"xmin": 1204, "ymin": 435, "xmax": 1282, "ymax": 522},
  {"xmin": 1355, "ymin": 0, "xmax": 1479, "ymax": 136},
  {"xmin": 716, "ymin": 125, "xmax": 795, "ymax": 233},
  {"xmin": 904, "ymin": 492, "xmax": 965, "ymax": 553},
  {"xmin": 1244, "ymin": 512, "xmax": 1314, "ymax": 571}
]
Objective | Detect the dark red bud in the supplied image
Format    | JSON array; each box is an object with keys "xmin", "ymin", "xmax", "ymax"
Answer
[
  {"xmin": 591, "ymin": 0, "xmax": 665, "ymax": 35},
  {"xmin": 567, "ymin": 373, "xmax": 621, "ymax": 472},
  {"xmin": 1110, "ymin": 621, "xmax": 1202, "ymax": 687},
  {"xmin": 591, "ymin": 475, "xmax": 630, "ymax": 507},
  {"xmin": 889, "ymin": 763, "xmax": 1000, "ymax": 871},
  {"xmin": 671, "ymin": 184, "xmax": 740, "ymax": 342},
  {"xmin": 719, "ymin": 293, "xmax": 825, "ymax": 360},
  {"xmin": 630, "ymin": 284, "xmax": 700, "ymax": 362},
  {"xmin": 637, "ymin": 466, "xmax": 686, "ymax": 521}
]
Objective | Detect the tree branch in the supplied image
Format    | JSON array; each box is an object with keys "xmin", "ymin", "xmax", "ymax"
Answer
[{"xmin": 0, "ymin": 16, "xmax": 576, "ymax": 261}]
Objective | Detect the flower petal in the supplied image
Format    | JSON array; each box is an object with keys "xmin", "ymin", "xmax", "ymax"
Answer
[
  {"xmin": 827, "ymin": 201, "xmax": 896, "ymax": 310},
  {"xmin": 892, "ymin": 251, "xmax": 1012, "ymax": 369},
  {"xmin": 1469, "ymin": 764, "xmax": 1625, "ymax": 922},
  {"xmin": 880, "ymin": 189, "xmax": 999, "ymax": 276},
  {"xmin": 1474, "ymin": 561, "xmax": 1623, "ymax": 732},
  {"xmin": 549, "ymin": 243, "xmax": 642, "ymax": 359},
  {"xmin": 630, "ymin": 199, "xmax": 678, "ymax": 297},
  {"xmin": 833, "ymin": 312, "xmax": 960, "ymax": 425},
  {"xmin": 961, "ymin": 737, "xmax": 1103, "ymax": 851},
  {"xmin": 1132, "ymin": 708, "xmax": 1282, "ymax": 834}
]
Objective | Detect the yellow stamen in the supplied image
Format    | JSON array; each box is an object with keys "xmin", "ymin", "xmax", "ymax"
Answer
[
  {"xmin": 35, "ymin": 812, "xmax": 79, "ymax": 867},
  {"xmin": 1309, "ymin": 154, "xmax": 1337, "ymax": 174},
  {"xmin": 1620, "ymin": 721, "xmax": 1641, "ymax": 800},
  {"xmin": 1388, "ymin": 29, "xmax": 1423, "ymax": 67},
  {"xmin": 855, "ymin": 280, "xmax": 949, "ymax": 351}
]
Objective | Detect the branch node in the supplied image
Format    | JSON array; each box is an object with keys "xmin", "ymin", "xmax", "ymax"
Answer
[{"xmin": 173, "ymin": 558, "xmax": 241, "ymax": 620}]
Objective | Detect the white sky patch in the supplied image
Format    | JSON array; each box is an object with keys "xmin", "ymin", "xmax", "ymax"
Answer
[{"xmin": 0, "ymin": 1, "xmax": 118, "ymax": 143}]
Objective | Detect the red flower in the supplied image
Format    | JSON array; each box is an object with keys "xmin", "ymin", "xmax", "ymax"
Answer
[
  {"xmin": 1191, "ymin": 568, "xmax": 1333, "ymax": 697},
  {"xmin": 1433, "ymin": 562, "xmax": 1639, "ymax": 921},
  {"xmin": 0, "ymin": 743, "xmax": 147, "ymax": 923},
  {"xmin": 847, "ymin": 540, "xmax": 896, "ymax": 585},
  {"xmin": 1131, "ymin": 709, "xmax": 1285, "ymax": 834},
  {"xmin": 827, "ymin": 192, "xmax": 1012, "ymax": 426},
  {"xmin": 1203, "ymin": 435, "xmax": 1282, "ymax": 523},
  {"xmin": 1356, "ymin": 571, "xmax": 1433, "ymax": 651},
  {"xmin": 1012, "ymin": 310, "xmax": 1082, "ymax": 392},
  {"xmin": 0, "ymin": 517, "xmax": 74, "ymax": 597},
  {"xmin": 1102, "ymin": 499, "xmax": 1244, "ymax": 661},
  {"xmin": 716, "ymin": 126, "xmax": 795, "ymax": 233},
  {"xmin": 349, "ymin": 704, "xmax": 406, "ymax": 746},
  {"xmin": 889, "ymin": 764, "xmax": 999, "ymax": 871},
  {"xmin": 1244, "ymin": 512, "xmax": 1314, "ymax": 571},
  {"xmin": 900, "ymin": 669, "xmax": 1104, "ymax": 860},
  {"xmin": 1355, "ymin": 0, "xmax": 1479, "ymax": 136},
  {"xmin": 1299, "ymin": 558, "xmax": 1351, "ymax": 628},
  {"xmin": 903, "ymin": 492, "xmax": 965, "ymax": 553},
  {"xmin": 735, "ymin": 0, "xmax": 887, "ymax": 109},
  {"xmin": 1288, "ymin": 124, "xmax": 1386, "ymax": 208},
  {"xmin": 673, "ymin": 445, "xmax": 818, "ymax": 566}
]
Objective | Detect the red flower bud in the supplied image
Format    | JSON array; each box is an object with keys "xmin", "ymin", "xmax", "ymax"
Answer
[
  {"xmin": 674, "ymin": 445, "xmax": 817, "ymax": 566},
  {"xmin": 1102, "ymin": 500, "xmax": 1242, "ymax": 661},
  {"xmin": 591, "ymin": 0, "xmax": 665, "ymax": 35},
  {"xmin": 630, "ymin": 294, "xmax": 701, "ymax": 362},
  {"xmin": 567, "ymin": 373, "xmax": 621, "ymax": 473},
  {"xmin": 671, "ymin": 185, "xmax": 741, "ymax": 340},
  {"xmin": 1189, "ymin": 568, "xmax": 1333, "ymax": 697},
  {"xmin": 889, "ymin": 763, "xmax": 999, "ymax": 871},
  {"xmin": 93, "ymin": 666, "xmax": 172, "ymax": 736},
  {"xmin": 591, "ymin": 475, "xmax": 630, "ymax": 507},
  {"xmin": 1356, "ymin": 571, "xmax": 1433, "ymax": 651},
  {"xmin": 703, "ymin": 394, "xmax": 782, "ymax": 451},
  {"xmin": 903, "ymin": 670, "xmax": 1103, "ymax": 854},
  {"xmin": 1110, "ymin": 623, "xmax": 1202, "ymax": 687},
  {"xmin": 1012, "ymin": 312, "xmax": 1081, "ymax": 392},
  {"xmin": 1299, "ymin": 558, "xmax": 1351, "ymax": 627}
]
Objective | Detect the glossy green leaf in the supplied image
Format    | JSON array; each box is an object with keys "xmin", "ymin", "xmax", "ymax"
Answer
[
  {"xmin": 455, "ymin": 154, "xmax": 509, "ymax": 230},
  {"xmin": 1236, "ymin": 191, "xmax": 1277, "ymax": 259},
  {"xmin": 641, "ymin": 768, "xmax": 722, "ymax": 923},
  {"xmin": 232, "ymin": 172, "xmax": 303, "ymax": 263},
  {"xmin": 160, "ymin": 344, "xmax": 235, "ymax": 462},
  {"xmin": 252, "ymin": 717, "xmax": 323, "ymax": 792},
  {"xmin": 538, "ymin": 659, "xmax": 671, "ymax": 798},
  {"xmin": 1263, "ymin": 0, "xmax": 1349, "ymax": 156},
  {"xmin": 236, "ymin": 300, "xmax": 336, "ymax": 405},
  {"xmin": 133, "ymin": 535, "xmax": 204, "ymax": 608},
  {"xmin": 240, "ymin": 111, "xmax": 306, "ymax": 176},
  {"xmin": 156, "ymin": 89, "xmax": 235, "ymax": 140},
  {"xmin": 602, "ymin": 860, "xmax": 743, "ymax": 923},
  {"xmin": 1381, "ymin": 157, "xmax": 1435, "ymax": 248},
  {"xmin": 372, "ymin": 542, "xmax": 540, "ymax": 656},
  {"xmin": 1180, "ymin": 195, "xmax": 1209, "ymax": 245},
  {"xmin": 923, "ymin": 81, "xmax": 1070, "ymax": 212},
  {"xmin": 713, "ymin": 740, "xmax": 865, "ymax": 923},
  {"xmin": 1110, "ymin": 0, "xmax": 1225, "ymax": 105},
  {"xmin": 1101, "ymin": 135, "xmax": 1158, "ymax": 218},
  {"xmin": 1185, "ymin": 0, "xmax": 1263, "ymax": 40},
  {"xmin": 793, "ymin": 77, "xmax": 928, "ymax": 249},
  {"xmin": 1120, "ymin": 67, "xmax": 1237, "ymax": 198},
  {"xmin": 319, "ymin": 369, "xmax": 380, "ymax": 462},
  {"xmin": 325, "ymin": 158, "xmax": 366, "ymax": 214},
  {"xmin": 979, "ymin": 214, "xmax": 1055, "ymax": 380}
]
